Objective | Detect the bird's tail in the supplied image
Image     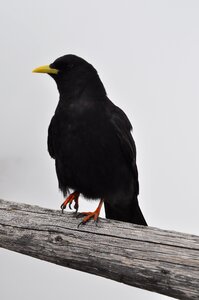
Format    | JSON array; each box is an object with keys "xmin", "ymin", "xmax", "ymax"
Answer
[{"xmin": 104, "ymin": 198, "xmax": 147, "ymax": 226}]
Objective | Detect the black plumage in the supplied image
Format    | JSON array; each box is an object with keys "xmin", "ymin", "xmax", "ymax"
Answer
[{"xmin": 33, "ymin": 55, "xmax": 147, "ymax": 226}]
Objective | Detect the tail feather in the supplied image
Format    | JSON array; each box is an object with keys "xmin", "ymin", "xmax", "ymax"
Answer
[{"xmin": 104, "ymin": 200, "xmax": 147, "ymax": 226}]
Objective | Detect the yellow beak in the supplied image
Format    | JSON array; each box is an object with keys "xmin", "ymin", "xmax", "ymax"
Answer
[{"xmin": 32, "ymin": 64, "xmax": 58, "ymax": 74}]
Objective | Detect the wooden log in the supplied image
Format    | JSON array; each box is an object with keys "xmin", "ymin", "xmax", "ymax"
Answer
[{"xmin": 0, "ymin": 199, "xmax": 198, "ymax": 299}]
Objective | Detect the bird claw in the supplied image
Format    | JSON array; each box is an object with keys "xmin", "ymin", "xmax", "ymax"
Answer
[
  {"xmin": 94, "ymin": 219, "xmax": 99, "ymax": 227},
  {"xmin": 60, "ymin": 191, "xmax": 79, "ymax": 213},
  {"xmin": 77, "ymin": 220, "xmax": 86, "ymax": 228},
  {"xmin": 74, "ymin": 202, "xmax": 79, "ymax": 213},
  {"xmin": 76, "ymin": 200, "xmax": 103, "ymax": 227},
  {"xmin": 77, "ymin": 216, "xmax": 99, "ymax": 228},
  {"xmin": 76, "ymin": 209, "xmax": 101, "ymax": 227},
  {"xmin": 61, "ymin": 204, "xmax": 66, "ymax": 213}
]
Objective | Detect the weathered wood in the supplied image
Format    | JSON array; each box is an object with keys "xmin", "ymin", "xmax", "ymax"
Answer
[{"xmin": 0, "ymin": 199, "xmax": 198, "ymax": 299}]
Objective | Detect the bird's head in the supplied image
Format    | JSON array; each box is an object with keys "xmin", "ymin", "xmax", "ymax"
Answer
[
  {"xmin": 33, "ymin": 54, "xmax": 91, "ymax": 77},
  {"xmin": 33, "ymin": 54, "xmax": 106, "ymax": 97}
]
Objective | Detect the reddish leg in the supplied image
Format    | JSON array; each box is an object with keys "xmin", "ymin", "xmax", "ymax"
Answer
[
  {"xmin": 77, "ymin": 199, "xmax": 104, "ymax": 226},
  {"xmin": 61, "ymin": 191, "xmax": 80, "ymax": 213}
]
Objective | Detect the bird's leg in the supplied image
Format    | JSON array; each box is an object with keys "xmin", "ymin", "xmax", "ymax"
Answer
[
  {"xmin": 77, "ymin": 199, "xmax": 104, "ymax": 226},
  {"xmin": 61, "ymin": 191, "xmax": 80, "ymax": 213}
]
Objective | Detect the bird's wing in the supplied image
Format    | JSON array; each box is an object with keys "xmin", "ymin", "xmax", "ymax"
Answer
[
  {"xmin": 47, "ymin": 116, "xmax": 56, "ymax": 159},
  {"xmin": 107, "ymin": 101, "xmax": 139, "ymax": 194}
]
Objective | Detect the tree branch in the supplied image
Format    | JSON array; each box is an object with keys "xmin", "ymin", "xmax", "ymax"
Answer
[{"xmin": 0, "ymin": 199, "xmax": 198, "ymax": 299}]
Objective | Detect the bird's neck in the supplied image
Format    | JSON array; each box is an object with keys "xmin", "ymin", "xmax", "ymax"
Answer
[{"xmin": 55, "ymin": 66, "xmax": 106, "ymax": 102}]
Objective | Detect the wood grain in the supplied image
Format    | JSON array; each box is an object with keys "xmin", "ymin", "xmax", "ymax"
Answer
[{"xmin": 0, "ymin": 199, "xmax": 198, "ymax": 299}]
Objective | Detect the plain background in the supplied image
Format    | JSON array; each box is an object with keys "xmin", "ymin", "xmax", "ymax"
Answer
[{"xmin": 1, "ymin": 1, "xmax": 199, "ymax": 299}]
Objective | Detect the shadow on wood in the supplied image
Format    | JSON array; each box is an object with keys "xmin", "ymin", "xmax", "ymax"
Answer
[{"xmin": 0, "ymin": 199, "xmax": 198, "ymax": 300}]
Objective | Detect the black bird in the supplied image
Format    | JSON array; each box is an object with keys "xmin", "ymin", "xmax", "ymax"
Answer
[{"xmin": 33, "ymin": 55, "xmax": 147, "ymax": 226}]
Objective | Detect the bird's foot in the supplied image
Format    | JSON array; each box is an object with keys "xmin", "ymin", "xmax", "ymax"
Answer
[
  {"xmin": 77, "ymin": 211, "xmax": 99, "ymax": 226},
  {"xmin": 61, "ymin": 191, "xmax": 80, "ymax": 213},
  {"xmin": 77, "ymin": 199, "xmax": 103, "ymax": 227}
]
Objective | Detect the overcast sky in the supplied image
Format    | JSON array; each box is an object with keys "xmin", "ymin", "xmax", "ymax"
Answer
[{"xmin": 1, "ymin": 1, "xmax": 199, "ymax": 299}]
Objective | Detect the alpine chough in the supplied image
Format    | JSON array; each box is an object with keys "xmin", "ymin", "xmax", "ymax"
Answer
[{"xmin": 33, "ymin": 55, "xmax": 147, "ymax": 226}]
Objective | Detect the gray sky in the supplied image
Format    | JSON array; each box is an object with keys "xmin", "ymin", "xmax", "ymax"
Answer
[{"xmin": 1, "ymin": 1, "xmax": 199, "ymax": 299}]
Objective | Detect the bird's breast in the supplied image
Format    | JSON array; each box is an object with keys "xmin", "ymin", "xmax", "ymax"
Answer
[{"xmin": 52, "ymin": 97, "xmax": 135, "ymax": 197}]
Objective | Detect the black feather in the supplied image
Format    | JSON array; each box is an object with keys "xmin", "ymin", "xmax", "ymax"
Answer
[{"xmin": 46, "ymin": 54, "xmax": 147, "ymax": 225}]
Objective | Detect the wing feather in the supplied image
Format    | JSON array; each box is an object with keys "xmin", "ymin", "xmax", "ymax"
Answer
[{"xmin": 107, "ymin": 101, "xmax": 139, "ymax": 194}]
